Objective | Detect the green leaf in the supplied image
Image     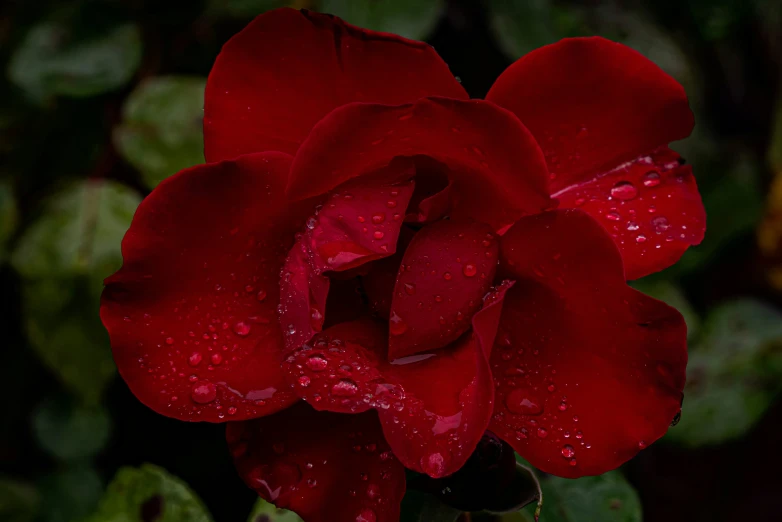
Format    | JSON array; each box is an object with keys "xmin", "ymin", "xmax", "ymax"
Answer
[
  {"xmin": 8, "ymin": 18, "xmax": 142, "ymax": 100},
  {"xmin": 0, "ymin": 180, "xmax": 17, "ymax": 263},
  {"xmin": 38, "ymin": 466, "xmax": 104, "ymax": 522},
  {"xmin": 11, "ymin": 180, "xmax": 141, "ymax": 281},
  {"xmin": 0, "ymin": 477, "xmax": 39, "ymax": 522},
  {"xmin": 23, "ymin": 278, "xmax": 118, "ymax": 405},
  {"xmin": 247, "ymin": 497, "xmax": 303, "ymax": 522},
  {"xmin": 207, "ymin": 0, "xmax": 288, "ymax": 18},
  {"xmin": 320, "ymin": 0, "xmax": 445, "ymax": 40},
  {"xmin": 33, "ymin": 396, "xmax": 111, "ymax": 462},
  {"xmin": 12, "ymin": 181, "xmax": 140, "ymax": 404},
  {"xmin": 514, "ymin": 471, "xmax": 641, "ymax": 522},
  {"xmin": 629, "ymin": 281, "xmax": 700, "ymax": 340},
  {"xmin": 676, "ymin": 156, "xmax": 764, "ymax": 272},
  {"xmin": 85, "ymin": 464, "xmax": 213, "ymax": 522},
  {"xmin": 400, "ymin": 490, "xmax": 463, "ymax": 522},
  {"xmin": 488, "ymin": 0, "xmax": 587, "ymax": 59},
  {"xmin": 114, "ymin": 76, "xmax": 206, "ymax": 188},
  {"xmin": 665, "ymin": 299, "xmax": 782, "ymax": 446}
]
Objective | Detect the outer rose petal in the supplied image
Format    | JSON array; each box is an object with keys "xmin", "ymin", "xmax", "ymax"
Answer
[
  {"xmin": 101, "ymin": 153, "xmax": 314, "ymax": 422},
  {"xmin": 204, "ymin": 8, "xmax": 467, "ymax": 161},
  {"xmin": 286, "ymin": 97, "xmax": 552, "ymax": 230},
  {"xmin": 552, "ymin": 147, "xmax": 705, "ymax": 280},
  {"xmin": 227, "ymin": 403, "xmax": 405, "ymax": 522},
  {"xmin": 489, "ymin": 210, "xmax": 686, "ymax": 478},
  {"xmin": 486, "ymin": 37, "xmax": 703, "ymax": 278},
  {"xmin": 388, "ymin": 220, "xmax": 498, "ymax": 359},
  {"xmin": 283, "ymin": 282, "xmax": 511, "ymax": 478}
]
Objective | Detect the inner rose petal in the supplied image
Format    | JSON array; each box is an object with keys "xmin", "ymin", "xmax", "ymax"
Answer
[
  {"xmin": 388, "ymin": 220, "xmax": 499, "ymax": 360},
  {"xmin": 279, "ymin": 174, "xmax": 415, "ymax": 352}
]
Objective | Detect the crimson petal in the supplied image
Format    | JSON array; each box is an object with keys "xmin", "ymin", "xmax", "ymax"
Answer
[
  {"xmin": 204, "ymin": 8, "xmax": 467, "ymax": 162},
  {"xmin": 283, "ymin": 281, "xmax": 511, "ymax": 477},
  {"xmin": 388, "ymin": 220, "xmax": 498, "ymax": 360},
  {"xmin": 286, "ymin": 97, "xmax": 552, "ymax": 230},
  {"xmin": 489, "ymin": 210, "xmax": 686, "ymax": 477},
  {"xmin": 228, "ymin": 403, "xmax": 406, "ymax": 522},
  {"xmin": 486, "ymin": 37, "xmax": 703, "ymax": 278},
  {"xmin": 101, "ymin": 153, "xmax": 313, "ymax": 421},
  {"xmin": 279, "ymin": 177, "xmax": 415, "ymax": 352}
]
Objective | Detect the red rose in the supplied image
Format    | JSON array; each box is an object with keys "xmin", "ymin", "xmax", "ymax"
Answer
[{"xmin": 101, "ymin": 8, "xmax": 705, "ymax": 522}]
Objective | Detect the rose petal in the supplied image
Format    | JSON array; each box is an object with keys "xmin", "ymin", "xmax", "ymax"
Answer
[
  {"xmin": 552, "ymin": 147, "xmax": 705, "ymax": 280},
  {"xmin": 204, "ymin": 8, "xmax": 467, "ymax": 162},
  {"xmin": 489, "ymin": 209, "xmax": 686, "ymax": 477},
  {"xmin": 404, "ymin": 156, "xmax": 452, "ymax": 223},
  {"xmin": 279, "ymin": 176, "xmax": 415, "ymax": 351},
  {"xmin": 286, "ymin": 97, "xmax": 552, "ymax": 230},
  {"xmin": 227, "ymin": 403, "xmax": 406, "ymax": 522},
  {"xmin": 388, "ymin": 220, "xmax": 498, "ymax": 360},
  {"xmin": 362, "ymin": 228, "xmax": 417, "ymax": 320},
  {"xmin": 283, "ymin": 282, "xmax": 512, "ymax": 478},
  {"xmin": 101, "ymin": 153, "xmax": 313, "ymax": 422},
  {"xmin": 486, "ymin": 37, "xmax": 703, "ymax": 277}
]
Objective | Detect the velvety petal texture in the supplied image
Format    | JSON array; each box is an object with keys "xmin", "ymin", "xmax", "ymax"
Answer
[
  {"xmin": 286, "ymin": 97, "xmax": 552, "ymax": 230},
  {"xmin": 204, "ymin": 8, "xmax": 467, "ymax": 162},
  {"xmin": 488, "ymin": 210, "xmax": 686, "ymax": 477},
  {"xmin": 486, "ymin": 37, "xmax": 704, "ymax": 278},
  {"xmin": 552, "ymin": 147, "xmax": 705, "ymax": 280},
  {"xmin": 228, "ymin": 403, "xmax": 406, "ymax": 522},
  {"xmin": 388, "ymin": 220, "xmax": 498, "ymax": 360},
  {"xmin": 101, "ymin": 153, "xmax": 312, "ymax": 421},
  {"xmin": 283, "ymin": 282, "xmax": 511, "ymax": 478}
]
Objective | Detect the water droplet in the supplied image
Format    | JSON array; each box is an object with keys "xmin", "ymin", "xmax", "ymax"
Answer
[
  {"xmin": 638, "ymin": 440, "xmax": 647, "ymax": 449},
  {"xmin": 403, "ymin": 283, "xmax": 416, "ymax": 295},
  {"xmin": 372, "ymin": 213, "xmax": 385, "ymax": 224},
  {"xmin": 641, "ymin": 171, "xmax": 660, "ymax": 189},
  {"xmin": 651, "ymin": 216, "xmax": 670, "ymax": 232},
  {"xmin": 306, "ymin": 217, "xmax": 317, "ymax": 230},
  {"xmin": 626, "ymin": 221, "xmax": 639, "ymax": 231},
  {"xmin": 311, "ymin": 308, "xmax": 324, "ymax": 324},
  {"xmin": 536, "ymin": 427, "xmax": 548, "ymax": 438},
  {"xmin": 373, "ymin": 230, "xmax": 385, "ymax": 240},
  {"xmin": 298, "ymin": 375, "xmax": 311, "ymax": 387},
  {"xmin": 443, "ymin": 272, "xmax": 452, "ymax": 281},
  {"xmin": 547, "ymin": 384, "xmax": 556, "ymax": 393},
  {"xmin": 306, "ymin": 354, "xmax": 328, "ymax": 372},
  {"xmin": 191, "ymin": 381, "xmax": 217, "ymax": 404},
  {"xmin": 287, "ymin": 324, "xmax": 297, "ymax": 335},
  {"xmin": 606, "ymin": 212, "xmax": 620, "ymax": 221},
  {"xmin": 256, "ymin": 290, "xmax": 267, "ymax": 302},
  {"xmin": 561, "ymin": 444, "xmax": 575, "ymax": 458},
  {"xmin": 356, "ymin": 508, "xmax": 377, "ymax": 522},
  {"xmin": 188, "ymin": 352, "xmax": 203, "ymax": 367},
  {"xmin": 421, "ymin": 452, "xmax": 446, "ymax": 476},
  {"xmin": 462, "ymin": 264, "xmax": 477, "ymax": 277},
  {"xmin": 366, "ymin": 483, "xmax": 380, "ymax": 499},
  {"xmin": 233, "ymin": 321, "xmax": 251, "ymax": 336},
  {"xmin": 332, "ymin": 379, "xmax": 358, "ymax": 396},
  {"xmin": 505, "ymin": 388, "xmax": 543, "ymax": 415},
  {"xmin": 165, "ymin": 337, "xmax": 174, "ymax": 345},
  {"xmin": 210, "ymin": 353, "xmax": 222, "ymax": 365},
  {"xmin": 610, "ymin": 181, "xmax": 638, "ymax": 201},
  {"xmin": 389, "ymin": 312, "xmax": 408, "ymax": 336},
  {"xmin": 558, "ymin": 401, "xmax": 568, "ymax": 411},
  {"xmin": 635, "ymin": 234, "xmax": 647, "ymax": 243},
  {"xmin": 227, "ymin": 406, "xmax": 237, "ymax": 415}
]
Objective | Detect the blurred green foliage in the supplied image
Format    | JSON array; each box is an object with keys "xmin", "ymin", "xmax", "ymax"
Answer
[
  {"xmin": 85, "ymin": 465, "xmax": 213, "ymax": 522},
  {"xmin": 114, "ymin": 77, "xmax": 206, "ymax": 188},
  {"xmin": 0, "ymin": 0, "xmax": 781, "ymax": 521}
]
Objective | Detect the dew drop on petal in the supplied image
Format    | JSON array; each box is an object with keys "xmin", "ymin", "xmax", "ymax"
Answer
[
  {"xmin": 462, "ymin": 264, "xmax": 477, "ymax": 277},
  {"xmin": 233, "ymin": 321, "xmax": 251, "ymax": 336},
  {"xmin": 389, "ymin": 312, "xmax": 408, "ymax": 336},
  {"xmin": 610, "ymin": 181, "xmax": 638, "ymax": 201},
  {"xmin": 504, "ymin": 389, "xmax": 543, "ymax": 415},
  {"xmin": 306, "ymin": 354, "xmax": 328, "ymax": 371},
  {"xmin": 561, "ymin": 444, "xmax": 575, "ymax": 458},
  {"xmin": 643, "ymin": 171, "xmax": 661, "ymax": 187},
  {"xmin": 191, "ymin": 381, "xmax": 217, "ymax": 404},
  {"xmin": 332, "ymin": 379, "xmax": 358, "ymax": 396}
]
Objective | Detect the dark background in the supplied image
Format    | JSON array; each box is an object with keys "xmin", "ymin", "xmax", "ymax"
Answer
[{"xmin": 1, "ymin": 0, "xmax": 782, "ymax": 521}]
